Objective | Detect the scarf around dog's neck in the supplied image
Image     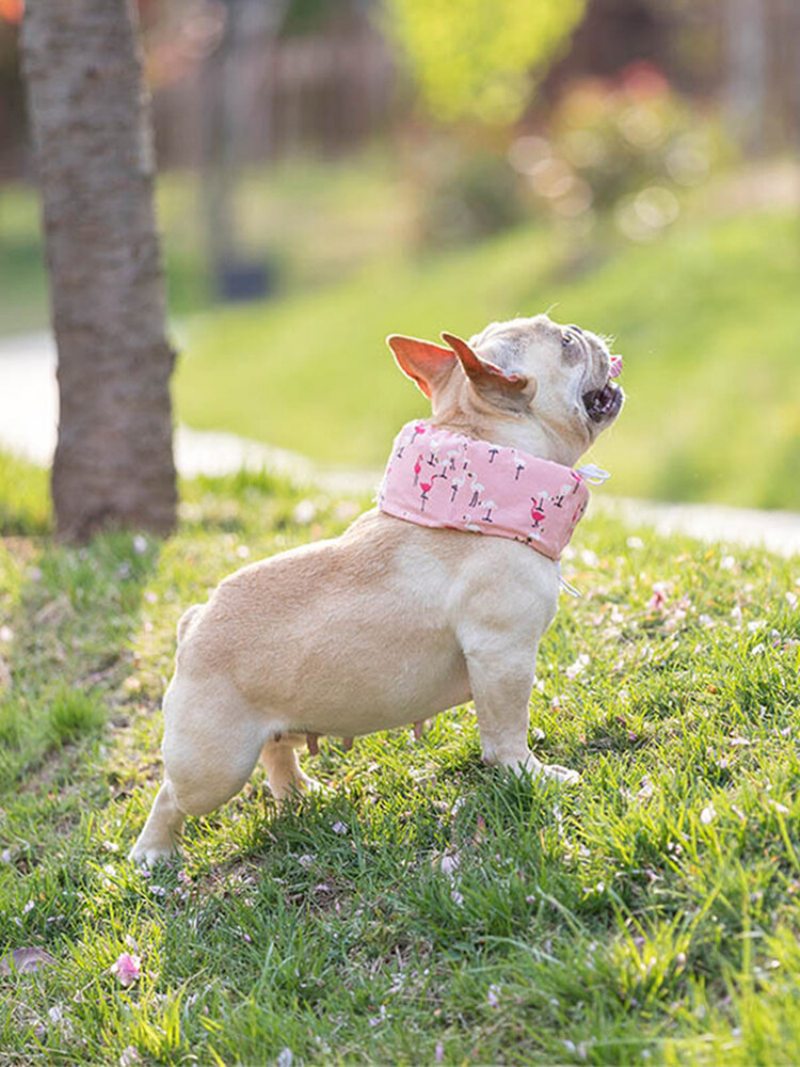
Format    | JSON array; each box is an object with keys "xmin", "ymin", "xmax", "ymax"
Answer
[{"xmin": 377, "ymin": 420, "xmax": 607, "ymax": 561}]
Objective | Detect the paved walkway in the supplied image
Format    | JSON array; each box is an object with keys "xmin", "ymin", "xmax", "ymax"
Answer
[{"xmin": 1, "ymin": 331, "xmax": 798, "ymax": 557}]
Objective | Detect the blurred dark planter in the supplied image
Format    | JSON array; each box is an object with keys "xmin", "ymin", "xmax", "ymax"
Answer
[{"xmin": 216, "ymin": 259, "xmax": 277, "ymax": 302}]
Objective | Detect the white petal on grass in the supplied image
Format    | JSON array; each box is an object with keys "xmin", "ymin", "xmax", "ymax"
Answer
[
  {"xmin": 700, "ymin": 804, "xmax": 717, "ymax": 825},
  {"xmin": 636, "ymin": 777, "xmax": 655, "ymax": 801},
  {"xmin": 439, "ymin": 851, "xmax": 460, "ymax": 878},
  {"xmin": 565, "ymin": 654, "xmax": 590, "ymax": 680}
]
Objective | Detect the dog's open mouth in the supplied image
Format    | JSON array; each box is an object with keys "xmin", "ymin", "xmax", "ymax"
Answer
[{"xmin": 583, "ymin": 381, "xmax": 623, "ymax": 423}]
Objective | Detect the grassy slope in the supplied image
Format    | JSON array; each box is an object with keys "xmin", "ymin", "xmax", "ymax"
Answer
[
  {"xmin": 177, "ymin": 206, "xmax": 800, "ymax": 510},
  {"xmin": 1, "ymin": 459, "xmax": 799, "ymax": 1064}
]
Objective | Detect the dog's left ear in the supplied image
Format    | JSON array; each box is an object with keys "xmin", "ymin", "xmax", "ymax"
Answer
[
  {"xmin": 441, "ymin": 332, "xmax": 532, "ymax": 404},
  {"xmin": 387, "ymin": 335, "xmax": 456, "ymax": 398}
]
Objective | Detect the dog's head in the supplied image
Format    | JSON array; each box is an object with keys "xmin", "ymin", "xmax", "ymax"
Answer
[{"xmin": 388, "ymin": 314, "xmax": 624, "ymax": 464}]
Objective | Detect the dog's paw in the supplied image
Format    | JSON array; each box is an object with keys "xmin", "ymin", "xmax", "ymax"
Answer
[
  {"xmin": 270, "ymin": 774, "xmax": 326, "ymax": 801},
  {"xmin": 128, "ymin": 840, "xmax": 179, "ymax": 868},
  {"xmin": 535, "ymin": 762, "xmax": 580, "ymax": 786}
]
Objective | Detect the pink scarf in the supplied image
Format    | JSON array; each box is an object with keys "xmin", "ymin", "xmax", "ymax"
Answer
[{"xmin": 378, "ymin": 421, "xmax": 597, "ymax": 561}]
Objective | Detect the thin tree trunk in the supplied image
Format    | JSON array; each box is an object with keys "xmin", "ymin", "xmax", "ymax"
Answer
[
  {"xmin": 21, "ymin": 0, "xmax": 176, "ymax": 541},
  {"xmin": 725, "ymin": 0, "xmax": 767, "ymax": 154}
]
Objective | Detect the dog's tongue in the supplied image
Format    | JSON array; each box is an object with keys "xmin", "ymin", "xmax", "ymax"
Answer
[{"xmin": 609, "ymin": 354, "xmax": 623, "ymax": 379}]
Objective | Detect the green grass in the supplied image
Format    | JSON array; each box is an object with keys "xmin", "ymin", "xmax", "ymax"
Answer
[
  {"xmin": 1, "ymin": 460, "xmax": 799, "ymax": 1063},
  {"xmin": 0, "ymin": 451, "xmax": 50, "ymax": 536},
  {"xmin": 47, "ymin": 687, "xmax": 106, "ymax": 747},
  {"xmin": 176, "ymin": 205, "xmax": 800, "ymax": 510}
]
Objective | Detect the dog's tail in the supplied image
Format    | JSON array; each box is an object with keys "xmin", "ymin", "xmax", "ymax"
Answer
[{"xmin": 176, "ymin": 603, "xmax": 204, "ymax": 644}]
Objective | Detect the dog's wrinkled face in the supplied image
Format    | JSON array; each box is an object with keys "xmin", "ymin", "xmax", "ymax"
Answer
[
  {"xmin": 469, "ymin": 314, "xmax": 624, "ymax": 447},
  {"xmin": 388, "ymin": 313, "xmax": 624, "ymax": 460}
]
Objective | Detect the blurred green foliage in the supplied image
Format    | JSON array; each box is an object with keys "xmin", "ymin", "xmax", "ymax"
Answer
[
  {"xmin": 408, "ymin": 67, "xmax": 734, "ymax": 250},
  {"xmin": 415, "ymin": 140, "xmax": 527, "ymax": 247},
  {"xmin": 281, "ymin": 0, "xmax": 361, "ymax": 36},
  {"xmin": 514, "ymin": 63, "xmax": 736, "ymax": 240},
  {"xmin": 384, "ymin": 0, "xmax": 585, "ymax": 124}
]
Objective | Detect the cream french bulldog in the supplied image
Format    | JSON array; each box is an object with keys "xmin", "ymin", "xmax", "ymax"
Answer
[{"xmin": 130, "ymin": 314, "xmax": 623, "ymax": 865}]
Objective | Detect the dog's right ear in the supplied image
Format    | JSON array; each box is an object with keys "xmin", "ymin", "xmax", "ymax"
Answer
[{"xmin": 386, "ymin": 335, "xmax": 456, "ymax": 399}]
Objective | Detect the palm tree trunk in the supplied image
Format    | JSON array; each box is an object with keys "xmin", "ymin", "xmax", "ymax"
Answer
[{"xmin": 21, "ymin": 0, "xmax": 176, "ymax": 541}]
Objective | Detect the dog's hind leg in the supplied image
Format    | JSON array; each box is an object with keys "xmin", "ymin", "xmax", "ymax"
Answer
[
  {"xmin": 129, "ymin": 779, "xmax": 185, "ymax": 866},
  {"xmin": 261, "ymin": 733, "xmax": 322, "ymax": 800},
  {"xmin": 129, "ymin": 676, "xmax": 267, "ymax": 865}
]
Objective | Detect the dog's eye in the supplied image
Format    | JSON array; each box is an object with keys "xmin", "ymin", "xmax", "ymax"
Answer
[{"xmin": 561, "ymin": 333, "xmax": 572, "ymax": 347}]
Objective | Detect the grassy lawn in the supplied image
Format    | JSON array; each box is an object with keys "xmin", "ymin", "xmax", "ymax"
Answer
[
  {"xmin": 176, "ymin": 205, "xmax": 800, "ymax": 511},
  {"xmin": 1, "ymin": 456, "xmax": 799, "ymax": 1064}
]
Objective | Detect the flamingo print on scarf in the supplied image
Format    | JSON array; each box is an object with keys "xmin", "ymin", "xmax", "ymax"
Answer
[
  {"xmin": 378, "ymin": 420, "xmax": 598, "ymax": 562},
  {"xmin": 530, "ymin": 492, "xmax": 549, "ymax": 531}
]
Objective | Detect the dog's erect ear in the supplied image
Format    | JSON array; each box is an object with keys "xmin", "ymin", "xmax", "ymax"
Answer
[
  {"xmin": 387, "ymin": 335, "xmax": 456, "ymax": 398},
  {"xmin": 440, "ymin": 332, "xmax": 532, "ymax": 402}
]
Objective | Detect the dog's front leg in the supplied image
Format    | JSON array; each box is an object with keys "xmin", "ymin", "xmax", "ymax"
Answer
[{"xmin": 466, "ymin": 647, "xmax": 579, "ymax": 785}]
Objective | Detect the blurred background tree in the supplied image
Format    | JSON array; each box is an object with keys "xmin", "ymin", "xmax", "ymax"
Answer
[{"xmin": 383, "ymin": 0, "xmax": 586, "ymax": 126}]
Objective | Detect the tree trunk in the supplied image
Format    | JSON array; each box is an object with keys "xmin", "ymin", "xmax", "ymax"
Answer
[
  {"xmin": 21, "ymin": 0, "xmax": 177, "ymax": 541},
  {"xmin": 725, "ymin": 0, "xmax": 767, "ymax": 154}
]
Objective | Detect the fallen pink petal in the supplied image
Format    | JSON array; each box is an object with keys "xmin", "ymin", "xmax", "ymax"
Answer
[
  {"xmin": 110, "ymin": 952, "xmax": 141, "ymax": 987},
  {"xmin": 648, "ymin": 583, "xmax": 669, "ymax": 611}
]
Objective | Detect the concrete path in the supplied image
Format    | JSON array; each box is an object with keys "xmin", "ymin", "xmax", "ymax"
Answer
[{"xmin": 1, "ymin": 331, "xmax": 798, "ymax": 557}]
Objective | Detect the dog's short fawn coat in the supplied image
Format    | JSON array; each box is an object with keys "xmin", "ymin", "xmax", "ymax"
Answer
[{"xmin": 131, "ymin": 314, "xmax": 623, "ymax": 865}]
